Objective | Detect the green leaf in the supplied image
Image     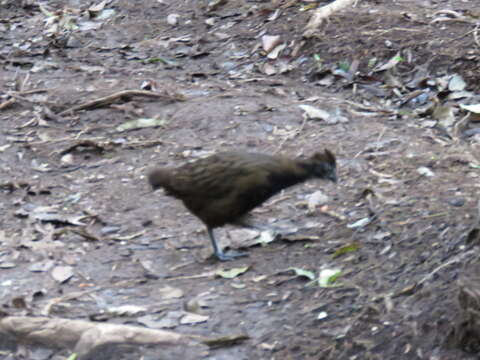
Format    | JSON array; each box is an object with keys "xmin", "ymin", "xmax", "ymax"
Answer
[
  {"xmin": 393, "ymin": 55, "xmax": 404, "ymax": 62},
  {"xmin": 318, "ymin": 268, "xmax": 342, "ymax": 287},
  {"xmin": 332, "ymin": 242, "xmax": 360, "ymax": 258},
  {"xmin": 367, "ymin": 57, "xmax": 377, "ymax": 68},
  {"xmin": 146, "ymin": 57, "xmax": 179, "ymax": 66},
  {"xmin": 338, "ymin": 61, "xmax": 350, "ymax": 72},
  {"xmin": 216, "ymin": 266, "xmax": 249, "ymax": 279}
]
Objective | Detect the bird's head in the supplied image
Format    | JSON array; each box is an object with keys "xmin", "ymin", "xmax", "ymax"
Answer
[{"xmin": 309, "ymin": 149, "xmax": 337, "ymax": 183}]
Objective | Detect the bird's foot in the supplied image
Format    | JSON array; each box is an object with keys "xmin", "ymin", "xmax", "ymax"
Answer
[{"xmin": 215, "ymin": 250, "xmax": 249, "ymax": 261}]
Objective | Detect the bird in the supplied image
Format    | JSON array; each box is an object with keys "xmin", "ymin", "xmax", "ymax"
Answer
[{"xmin": 148, "ymin": 149, "xmax": 337, "ymax": 261}]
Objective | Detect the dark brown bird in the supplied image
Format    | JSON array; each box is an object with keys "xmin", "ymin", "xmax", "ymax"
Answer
[{"xmin": 148, "ymin": 150, "xmax": 337, "ymax": 261}]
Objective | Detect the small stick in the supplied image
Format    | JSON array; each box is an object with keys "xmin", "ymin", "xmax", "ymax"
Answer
[
  {"xmin": 0, "ymin": 98, "xmax": 16, "ymax": 111},
  {"xmin": 14, "ymin": 88, "xmax": 49, "ymax": 95},
  {"xmin": 474, "ymin": 25, "xmax": 480, "ymax": 48},
  {"xmin": 59, "ymin": 89, "xmax": 185, "ymax": 116},
  {"xmin": 167, "ymin": 271, "xmax": 216, "ymax": 281},
  {"xmin": 274, "ymin": 116, "xmax": 308, "ymax": 154}
]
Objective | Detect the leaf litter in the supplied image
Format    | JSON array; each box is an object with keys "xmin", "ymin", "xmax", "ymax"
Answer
[{"xmin": 1, "ymin": 0, "xmax": 480, "ymax": 359}]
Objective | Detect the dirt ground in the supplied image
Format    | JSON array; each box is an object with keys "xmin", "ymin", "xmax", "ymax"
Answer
[{"xmin": 1, "ymin": 0, "xmax": 480, "ymax": 359}]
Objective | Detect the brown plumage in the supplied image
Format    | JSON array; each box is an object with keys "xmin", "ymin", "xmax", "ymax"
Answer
[{"xmin": 148, "ymin": 150, "xmax": 337, "ymax": 261}]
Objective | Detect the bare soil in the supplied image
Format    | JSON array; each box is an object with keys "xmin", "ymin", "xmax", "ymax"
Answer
[{"xmin": 1, "ymin": 0, "xmax": 480, "ymax": 359}]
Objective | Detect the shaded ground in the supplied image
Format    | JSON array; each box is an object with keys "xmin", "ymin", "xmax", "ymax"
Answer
[{"xmin": 1, "ymin": 0, "xmax": 480, "ymax": 359}]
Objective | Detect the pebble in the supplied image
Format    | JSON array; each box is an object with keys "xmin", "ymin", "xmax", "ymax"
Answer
[{"xmin": 447, "ymin": 197, "xmax": 465, "ymax": 207}]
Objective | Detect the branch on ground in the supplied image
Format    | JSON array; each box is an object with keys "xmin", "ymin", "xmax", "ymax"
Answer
[{"xmin": 304, "ymin": 0, "xmax": 358, "ymax": 38}]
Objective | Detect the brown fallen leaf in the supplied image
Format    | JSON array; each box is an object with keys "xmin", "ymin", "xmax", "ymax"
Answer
[{"xmin": 203, "ymin": 334, "xmax": 249, "ymax": 349}]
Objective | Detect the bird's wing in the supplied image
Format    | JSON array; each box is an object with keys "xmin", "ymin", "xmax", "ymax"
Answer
[{"xmin": 166, "ymin": 155, "xmax": 251, "ymax": 199}]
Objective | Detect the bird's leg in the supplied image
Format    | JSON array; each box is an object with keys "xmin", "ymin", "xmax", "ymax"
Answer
[{"xmin": 207, "ymin": 227, "xmax": 248, "ymax": 261}]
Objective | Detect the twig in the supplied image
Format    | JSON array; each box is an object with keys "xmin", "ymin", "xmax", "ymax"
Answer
[
  {"xmin": 8, "ymin": 93, "xmax": 46, "ymax": 106},
  {"xmin": 0, "ymin": 315, "xmax": 203, "ymax": 358},
  {"xmin": 417, "ymin": 250, "xmax": 475, "ymax": 286},
  {"xmin": 167, "ymin": 271, "xmax": 216, "ymax": 280},
  {"xmin": 474, "ymin": 25, "xmax": 480, "ymax": 48},
  {"xmin": 0, "ymin": 98, "xmax": 16, "ymax": 111},
  {"xmin": 41, "ymin": 288, "xmax": 103, "ymax": 316},
  {"xmin": 274, "ymin": 116, "xmax": 308, "ymax": 154},
  {"xmin": 59, "ymin": 89, "xmax": 186, "ymax": 116},
  {"xmin": 453, "ymin": 113, "xmax": 470, "ymax": 141},
  {"xmin": 304, "ymin": 0, "xmax": 357, "ymax": 37},
  {"xmin": 169, "ymin": 261, "xmax": 197, "ymax": 272},
  {"xmin": 123, "ymin": 139, "xmax": 167, "ymax": 148},
  {"xmin": 0, "ymin": 89, "xmax": 49, "ymax": 111},
  {"xmin": 15, "ymin": 88, "xmax": 50, "ymax": 95},
  {"xmin": 421, "ymin": 212, "xmax": 448, "ymax": 219},
  {"xmin": 28, "ymin": 136, "xmax": 105, "ymax": 145},
  {"xmin": 319, "ymin": 207, "xmax": 346, "ymax": 221},
  {"xmin": 430, "ymin": 9, "xmax": 476, "ymax": 24}
]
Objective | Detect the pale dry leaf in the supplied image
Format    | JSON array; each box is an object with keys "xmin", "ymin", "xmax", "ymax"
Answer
[
  {"xmin": 51, "ymin": 265, "xmax": 74, "ymax": 283},
  {"xmin": 158, "ymin": 286, "xmax": 184, "ymax": 300},
  {"xmin": 261, "ymin": 35, "xmax": 281, "ymax": 53},
  {"xmin": 307, "ymin": 190, "xmax": 329, "ymax": 212},
  {"xmin": 167, "ymin": 14, "xmax": 180, "ymax": 26},
  {"xmin": 180, "ymin": 313, "xmax": 209, "ymax": 325},
  {"xmin": 107, "ymin": 305, "xmax": 147, "ymax": 316}
]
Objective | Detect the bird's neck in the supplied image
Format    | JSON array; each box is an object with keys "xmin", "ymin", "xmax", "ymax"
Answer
[
  {"xmin": 296, "ymin": 159, "xmax": 317, "ymax": 179},
  {"xmin": 266, "ymin": 159, "xmax": 311, "ymax": 193}
]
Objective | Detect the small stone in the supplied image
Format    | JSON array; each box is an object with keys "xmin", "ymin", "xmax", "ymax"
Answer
[{"xmin": 447, "ymin": 197, "xmax": 465, "ymax": 207}]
